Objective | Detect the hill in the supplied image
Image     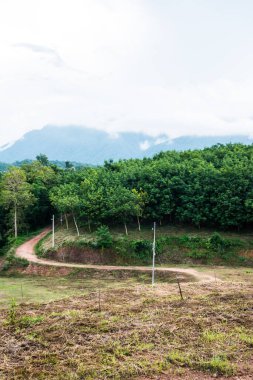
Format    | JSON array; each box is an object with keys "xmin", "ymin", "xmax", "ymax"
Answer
[{"xmin": 0, "ymin": 125, "xmax": 252, "ymax": 164}]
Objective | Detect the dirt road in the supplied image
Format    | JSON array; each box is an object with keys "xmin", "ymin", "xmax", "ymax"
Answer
[{"xmin": 16, "ymin": 229, "xmax": 216, "ymax": 282}]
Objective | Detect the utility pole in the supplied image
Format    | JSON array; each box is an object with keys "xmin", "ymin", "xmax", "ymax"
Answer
[
  {"xmin": 52, "ymin": 214, "xmax": 55, "ymax": 248},
  {"xmin": 152, "ymin": 222, "xmax": 156, "ymax": 286}
]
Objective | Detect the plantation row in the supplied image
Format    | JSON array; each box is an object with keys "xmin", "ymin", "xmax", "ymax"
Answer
[{"xmin": 0, "ymin": 144, "xmax": 253, "ymax": 247}]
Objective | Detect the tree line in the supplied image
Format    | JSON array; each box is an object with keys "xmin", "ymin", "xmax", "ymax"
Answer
[{"xmin": 1, "ymin": 144, "xmax": 253, "ymax": 245}]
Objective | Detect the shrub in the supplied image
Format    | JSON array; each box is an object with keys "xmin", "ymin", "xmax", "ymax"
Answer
[
  {"xmin": 114, "ymin": 238, "xmax": 152, "ymax": 263},
  {"xmin": 187, "ymin": 250, "xmax": 213, "ymax": 260},
  {"xmin": 179, "ymin": 235, "xmax": 203, "ymax": 245},
  {"xmin": 96, "ymin": 225, "xmax": 113, "ymax": 249},
  {"xmin": 130, "ymin": 239, "xmax": 152, "ymax": 261},
  {"xmin": 2, "ymin": 248, "xmax": 29, "ymax": 271},
  {"xmin": 207, "ymin": 233, "xmax": 231, "ymax": 253},
  {"xmin": 6, "ymin": 299, "xmax": 17, "ymax": 326}
]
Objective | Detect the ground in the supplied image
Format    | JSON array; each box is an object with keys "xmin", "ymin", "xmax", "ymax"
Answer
[
  {"xmin": 0, "ymin": 227, "xmax": 252, "ymax": 379},
  {"xmin": 0, "ymin": 266, "xmax": 252, "ymax": 379}
]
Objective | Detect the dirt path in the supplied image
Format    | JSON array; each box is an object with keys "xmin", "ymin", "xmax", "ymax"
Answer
[{"xmin": 16, "ymin": 229, "xmax": 216, "ymax": 282}]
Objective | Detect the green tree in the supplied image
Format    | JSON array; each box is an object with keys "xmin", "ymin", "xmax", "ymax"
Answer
[
  {"xmin": 96, "ymin": 225, "xmax": 113, "ymax": 248},
  {"xmin": 80, "ymin": 168, "xmax": 114, "ymax": 230},
  {"xmin": 132, "ymin": 188, "xmax": 147, "ymax": 231},
  {"xmin": 22, "ymin": 161, "xmax": 58, "ymax": 228},
  {"xmin": 65, "ymin": 161, "xmax": 74, "ymax": 170},
  {"xmin": 36, "ymin": 154, "xmax": 50, "ymax": 166},
  {"xmin": 0, "ymin": 168, "xmax": 35, "ymax": 237},
  {"xmin": 108, "ymin": 185, "xmax": 136, "ymax": 235},
  {"xmin": 50, "ymin": 183, "xmax": 81, "ymax": 236}
]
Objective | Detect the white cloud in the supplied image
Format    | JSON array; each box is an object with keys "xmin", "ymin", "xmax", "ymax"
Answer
[
  {"xmin": 13, "ymin": 43, "xmax": 65, "ymax": 67},
  {"xmin": 155, "ymin": 137, "xmax": 170, "ymax": 145},
  {"xmin": 139, "ymin": 140, "xmax": 151, "ymax": 151},
  {"xmin": 1, "ymin": 0, "xmax": 253, "ymax": 145}
]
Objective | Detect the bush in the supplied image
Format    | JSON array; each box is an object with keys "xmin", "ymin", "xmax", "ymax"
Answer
[
  {"xmin": 114, "ymin": 238, "xmax": 152, "ymax": 264},
  {"xmin": 179, "ymin": 235, "xmax": 203, "ymax": 244},
  {"xmin": 2, "ymin": 248, "xmax": 29, "ymax": 271},
  {"xmin": 207, "ymin": 233, "xmax": 231, "ymax": 253},
  {"xmin": 187, "ymin": 250, "xmax": 213, "ymax": 261},
  {"xmin": 96, "ymin": 225, "xmax": 113, "ymax": 249},
  {"xmin": 6, "ymin": 299, "xmax": 17, "ymax": 326},
  {"xmin": 130, "ymin": 239, "xmax": 152, "ymax": 261}
]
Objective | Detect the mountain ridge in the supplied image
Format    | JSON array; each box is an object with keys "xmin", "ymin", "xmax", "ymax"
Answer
[{"xmin": 0, "ymin": 125, "xmax": 252, "ymax": 164}]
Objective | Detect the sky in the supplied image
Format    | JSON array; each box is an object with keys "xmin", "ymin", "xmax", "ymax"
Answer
[{"xmin": 1, "ymin": 0, "xmax": 253, "ymax": 145}]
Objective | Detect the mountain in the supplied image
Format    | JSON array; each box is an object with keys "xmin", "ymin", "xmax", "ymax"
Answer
[
  {"xmin": 0, "ymin": 126, "xmax": 164, "ymax": 164},
  {"xmin": 0, "ymin": 125, "xmax": 252, "ymax": 164},
  {"xmin": 145, "ymin": 135, "xmax": 253, "ymax": 156}
]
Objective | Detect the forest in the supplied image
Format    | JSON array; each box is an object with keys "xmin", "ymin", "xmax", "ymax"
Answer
[{"xmin": 0, "ymin": 143, "xmax": 253, "ymax": 248}]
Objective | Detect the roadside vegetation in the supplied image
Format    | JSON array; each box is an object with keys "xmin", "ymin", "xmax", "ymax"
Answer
[
  {"xmin": 1, "ymin": 229, "xmax": 44, "ymax": 272},
  {"xmin": 37, "ymin": 225, "xmax": 253, "ymax": 267}
]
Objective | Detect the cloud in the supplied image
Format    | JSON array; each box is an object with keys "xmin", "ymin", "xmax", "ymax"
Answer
[
  {"xmin": 139, "ymin": 140, "xmax": 151, "ymax": 151},
  {"xmin": 1, "ymin": 0, "xmax": 253, "ymax": 145},
  {"xmin": 13, "ymin": 43, "xmax": 64, "ymax": 67},
  {"xmin": 155, "ymin": 137, "xmax": 170, "ymax": 145}
]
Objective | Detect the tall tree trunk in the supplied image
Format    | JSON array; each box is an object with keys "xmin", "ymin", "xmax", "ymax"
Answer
[
  {"xmin": 137, "ymin": 215, "xmax": 141, "ymax": 231},
  {"xmin": 73, "ymin": 213, "xmax": 80, "ymax": 236},
  {"xmin": 64, "ymin": 213, "xmax": 69, "ymax": 230},
  {"xmin": 14, "ymin": 204, "xmax": 17, "ymax": 238},
  {"xmin": 124, "ymin": 222, "xmax": 128, "ymax": 236}
]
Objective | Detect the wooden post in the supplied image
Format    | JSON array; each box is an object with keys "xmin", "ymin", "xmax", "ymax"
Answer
[
  {"xmin": 98, "ymin": 287, "xmax": 101, "ymax": 312},
  {"xmin": 52, "ymin": 214, "xmax": 55, "ymax": 248},
  {"xmin": 176, "ymin": 277, "xmax": 184, "ymax": 301},
  {"xmin": 152, "ymin": 222, "xmax": 156, "ymax": 286}
]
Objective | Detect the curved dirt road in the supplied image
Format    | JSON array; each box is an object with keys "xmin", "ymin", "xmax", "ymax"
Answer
[{"xmin": 16, "ymin": 229, "xmax": 216, "ymax": 282}]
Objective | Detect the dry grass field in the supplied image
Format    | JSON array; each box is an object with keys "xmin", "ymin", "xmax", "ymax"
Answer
[{"xmin": 0, "ymin": 266, "xmax": 252, "ymax": 380}]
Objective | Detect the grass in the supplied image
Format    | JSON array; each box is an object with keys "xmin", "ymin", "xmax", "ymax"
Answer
[
  {"xmin": 0, "ymin": 273, "xmax": 140, "ymax": 307},
  {"xmin": 0, "ymin": 276, "xmax": 86, "ymax": 306},
  {"xmin": 0, "ymin": 266, "xmax": 195, "ymax": 308},
  {"xmin": 1, "ymin": 264, "xmax": 251, "ymax": 309},
  {"xmin": 0, "ymin": 277, "xmax": 251, "ymax": 379},
  {"xmin": 201, "ymin": 330, "xmax": 226, "ymax": 342},
  {"xmin": 0, "ymin": 224, "xmax": 252, "ymax": 378},
  {"xmin": 40, "ymin": 223, "xmax": 253, "ymax": 247},
  {"xmin": 38, "ymin": 224, "xmax": 253, "ymax": 267},
  {"xmin": 34, "ymin": 230, "xmax": 52, "ymax": 257},
  {"xmin": 2, "ymin": 228, "xmax": 45, "ymax": 253},
  {"xmin": 0, "ymin": 228, "xmax": 45, "ymax": 271}
]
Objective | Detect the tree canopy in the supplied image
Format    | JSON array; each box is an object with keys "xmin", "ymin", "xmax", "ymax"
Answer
[{"xmin": 1, "ymin": 143, "xmax": 253, "ymax": 238}]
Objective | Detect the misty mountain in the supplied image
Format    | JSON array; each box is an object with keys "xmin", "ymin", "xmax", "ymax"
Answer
[
  {"xmin": 0, "ymin": 125, "xmax": 252, "ymax": 164},
  {"xmin": 145, "ymin": 135, "xmax": 253, "ymax": 156}
]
